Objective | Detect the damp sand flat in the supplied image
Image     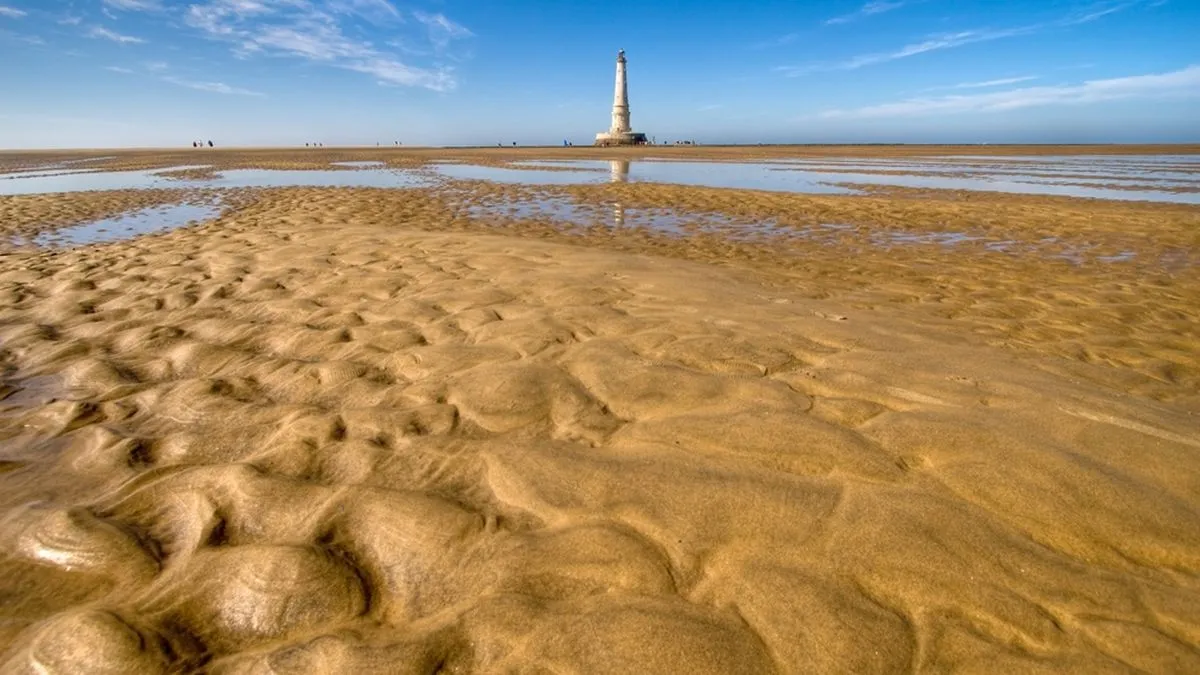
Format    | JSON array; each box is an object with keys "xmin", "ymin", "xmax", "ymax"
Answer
[{"xmin": 0, "ymin": 172, "xmax": 1198, "ymax": 672}]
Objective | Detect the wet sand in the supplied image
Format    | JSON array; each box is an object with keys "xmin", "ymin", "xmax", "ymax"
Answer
[{"xmin": 1, "ymin": 151, "xmax": 1199, "ymax": 673}]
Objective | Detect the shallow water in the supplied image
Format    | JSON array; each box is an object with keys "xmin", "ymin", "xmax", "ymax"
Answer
[
  {"xmin": 14, "ymin": 203, "xmax": 223, "ymax": 247},
  {"xmin": 0, "ymin": 166, "xmax": 429, "ymax": 195},
  {"xmin": 467, "ymin": 195, "xmax": 755, "ymax": 235},
  {"xmin": 440, "ymin": 157, "xmax": 1200, "ymax": 203},
  {"xmin": 1, "ymin": 168, "xmax": 101, "ymax": 179},
  {"xmin": 438, "ymin": 160, "xmax": 861, "ymax": 195},
  {"xmin": 468, "ymin": 194, "xmax": 1142, "ymax": 264},
  {"xmin": 765, "ymin": 161, "xmax": 1200, "ymax": 186},
  {"xmin": 2, "ymin": 156, "xmax": 1195, "ymax": 202}
]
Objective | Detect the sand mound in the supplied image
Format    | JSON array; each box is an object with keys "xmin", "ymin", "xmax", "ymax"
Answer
[{"xmin": 0, "ymin": 184, "xmax": 1198, "ymax": 672}]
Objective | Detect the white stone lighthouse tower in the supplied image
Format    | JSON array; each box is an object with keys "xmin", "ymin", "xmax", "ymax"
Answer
[
  {"xmin": 611, "ymin": 50, "xmax": 631, "ymax": 134},
  {"xmin": 595, "ymin": 50, "xmax": 647, "ymax": 146}
]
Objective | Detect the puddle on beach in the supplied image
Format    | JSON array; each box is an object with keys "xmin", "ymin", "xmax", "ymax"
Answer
[
  {"xmin": 467, "ymin": 195, "xmax": 730, "ymax": 235},
  {"xmin": 2, "ymin": 168, "xmax": 102, "ymax": 179},
  {"xmin": 437, "ymin": 160, "xmax": 862, "ymax": 195},
  {"xmin": 0, "ymin": 375, "xmax": 65, "ymax": 413},
  {"xmin": 438, "ymin": 157, "xmax": 1200, "ymax": 204},
  {"xmin": 12, "ymin": 202, "xmax": 223, "ymax": 248},
  {"xmin": 0, "ymin": 166, "xmax": 430, "ymax": 196},
  {"xmin": 467, "ymin": 193, "xmax": 1145, "ymax": 264},
  {"xmin": 1, "ymin": 155, "xmax": 1194, "ymax": 203}
]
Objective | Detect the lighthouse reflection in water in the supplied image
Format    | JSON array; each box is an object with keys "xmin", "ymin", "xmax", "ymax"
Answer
[{"xmin": 610, "ymin": 160, "xmax": 629, "ymax": 227}]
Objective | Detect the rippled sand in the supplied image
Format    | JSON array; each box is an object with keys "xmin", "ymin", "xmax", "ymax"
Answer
[{"xmin": 1, "ymin": 173, "xmax": 1198, "ymax": 673}]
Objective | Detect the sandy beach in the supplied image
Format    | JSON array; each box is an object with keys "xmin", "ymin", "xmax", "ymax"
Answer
[{"xmin": 1, "ymin": 147, "xmax": 1198, "ymax": 673}]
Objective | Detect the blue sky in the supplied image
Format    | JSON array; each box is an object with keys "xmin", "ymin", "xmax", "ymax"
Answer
[{"xmin": 1, "ymin": 0, "xmax": 1197, "ymax": 147}]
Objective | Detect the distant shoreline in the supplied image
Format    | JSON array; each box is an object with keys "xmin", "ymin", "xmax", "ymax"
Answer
[{"xmin": 4, "ymin": 143, "xmax": 1200, "ymax": 158}]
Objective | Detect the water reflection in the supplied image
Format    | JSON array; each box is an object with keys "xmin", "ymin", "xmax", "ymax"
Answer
[
  {"xmin": 610, "ymin": 160, "xmax": 629, "ymax": 226},
  {"xmin": 464, "ymin": 193, "xmax": 1147, "ymax": 264},
  {"xmin": 442, "ymin": 157, "xmax": 1200, "ymax": 204}
]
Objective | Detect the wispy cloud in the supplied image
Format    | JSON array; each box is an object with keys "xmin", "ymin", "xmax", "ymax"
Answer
[
  {"xmin": 756, "ymin": 1, "xmax": 911, "ymax": 49},
  {"xmin": 344, "ymin": 58, "xmax": 453, "ymax": 90},
  {"xmin": 1, "ymin": 29, "xmax": 44, "ymax": 45},
  {"xmin": 817, "ymin": 65, "xmax": 1200, "ymax": 119},
  {"xmin": 183, "ymin": 0, "xmax": 467, "ymax": 91},
  {"xmin": 103, "ymin": 0, "xmax": 164, "ymax": 10},
  {"xmin": 924, "ymin": 75, "xmax": 1040, "ymax": 91},
  {"xmin": 58, "ymin": 14, "xmax": 83, "ymax": 25},
  {"xmin": 1064, "ymin": 1, "xmax": 1143, "ymax": 24},
  {"xmin": 104, "ymin": 60, "xmax": 263, "ymax": 96},
  {"xmin": 780, "ymin": 1, "xmax": 1154, "ymax": 76},
  {"xmin": 88, "ymin": 25, "xmax": 146, "ymax": 43},
  {"xmin": 328, "ymin": 0, "xmax": 400, "ymax": 22},
  {"xmin": 162, "ymin": 75, "xmax": 264, "ymax": 96},
  {"xmin": 412, "ymin": 10, "xmax": 472, "ymax": 48},
  {"xmin": 751, "ymin": 32, "xmax": 800, "ymax": 50},
  {"xmin": 826, "ymin": 1, "xmax": 908, "ymax": 26},
  {"xmin": 0, "ymin": 5, "xmax": 27, "ymax": 18},
  {"xmin": 778, "ymin": 27, "xmax": 1031, "ymax": 75}
]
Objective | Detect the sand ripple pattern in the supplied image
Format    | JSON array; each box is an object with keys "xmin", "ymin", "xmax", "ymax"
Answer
[{"xmin": 0, "ymin": 189, "xmax": 1198, "ymax": 673}]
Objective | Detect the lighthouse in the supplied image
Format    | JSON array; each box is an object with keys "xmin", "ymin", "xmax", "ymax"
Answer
[{"xmin": 595, "ymin": 50, "xmax": 648, "ymax": 146}]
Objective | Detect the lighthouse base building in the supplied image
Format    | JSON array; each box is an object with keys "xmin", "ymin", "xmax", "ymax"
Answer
[{"xmin": 595, "ymin": 50, "xmax": 648, "ymax": 146}]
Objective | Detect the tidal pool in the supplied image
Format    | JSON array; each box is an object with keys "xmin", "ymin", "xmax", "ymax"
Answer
[
  {"xmin": 436, "ymin": 157, "xmax": 1200, "ymax": 203},
  {"xmin": 13, "ymin": 203, "xmax": 223, "ymax": 247},
  {"xmin": 0, "ymin": 166, "xmax": 429, "ymax": 195},
  {"xmin": 466, "ymin": 193, "xmax": 1144, "ymax": 264}
]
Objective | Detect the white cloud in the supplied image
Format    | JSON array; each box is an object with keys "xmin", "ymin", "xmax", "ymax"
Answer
[
  {"xmin": 778, "ymin": 26, "xmax": 1034, "ymax": 76},
  {"xmin": 328, "ymin": 0, "xmax": 399, "ymax": 22},
  {"xmin": 58, "ymin": 14, "xmax": 82, "ymax": 25},
  {"xmin": 751, "ymin": 32, "xmax": 800, "ymax": 50},
  {"xmin": 162, "ymin": 75, "xmax": 264, "ymax": 96},
  {"xmin": 346, "ymin": 57, "xmax": 455, "ymax": 89},
  {"xmin": 817, "ymin": 65, "xmax": 1200, "ymax": 119},
  {"xmin": 412, "ymin": 10, "xmax": 472, "ymax": 48},
  {"xmin": 782, "ymin": 1, "xmax": 1154, "ymax": 76},
  {"xmin": 0, "ymin": 5, "xmax": 26, "ymax": 18},
  {"xmin": 826, "ymin": 1, "xmax": 908, "ymax": 25},
  {"xmin": 253, "ymin": 22, "xmax": 359, "ymax": 60},
  {"xmin": 1064, "ymin": 1, "xmax": 1141, "ymax": 24},
  {"xmin": 88, "ymin": 25, "xmax": 146, "ymax": 43},
  {"xmin": 100, "ymin": 60, "xmax": 258, "ymax": 96},
  {"xmin": 1, "ymin": 30, "xmax": 44, "ymax": 45},
  {"xmin": 184, "ymin": 0, "xmax": 464, "ymax": 91},
  {"xmin": 925, "ymin": 75, "xmax": 1040, "ymax": 91},
  {"xmin": 103, "ymin": 0, "xmax": 163, "ymax": 10}
]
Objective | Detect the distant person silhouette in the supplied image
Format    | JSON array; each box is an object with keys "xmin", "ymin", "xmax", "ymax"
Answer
[{"xmin": 207, "ymin": 140, "xmax": 213, "ymax": 147}]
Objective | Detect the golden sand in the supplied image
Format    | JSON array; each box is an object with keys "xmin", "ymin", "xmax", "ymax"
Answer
[{"xmin": 0, "ymin": 149, "xmax": 1198, "ymax": 673}]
